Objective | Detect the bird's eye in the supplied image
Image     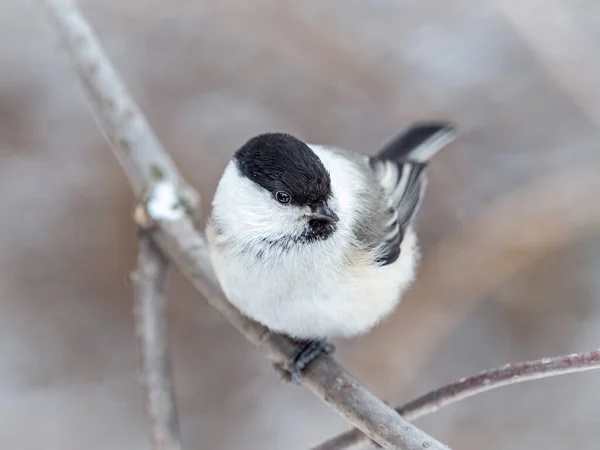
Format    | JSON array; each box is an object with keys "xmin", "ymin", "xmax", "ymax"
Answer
[{"xmin": 275, "ymin": 191, "xmax": 291, "ymax": 204}]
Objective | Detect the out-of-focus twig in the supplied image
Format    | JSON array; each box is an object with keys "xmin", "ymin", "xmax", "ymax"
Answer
[
  {"xmin": 499, "ymin": 0, "xmax": 600, "ymax": 126},
  {"xmin": 313, "ymin": 349, "xmax": 600, "ymax": 450},
  {"xmin": 133, "ymin": 238, "xmax": 182, "ymax": 450},
  {"xmin": 32, "ymin": 1, "xmax": 450, "ymax": 449}
]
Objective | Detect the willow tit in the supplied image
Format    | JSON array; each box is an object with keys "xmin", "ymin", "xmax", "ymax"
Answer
[{"xmin": 206, "ymin": 123, "xmax": 456, "ymax": 377}]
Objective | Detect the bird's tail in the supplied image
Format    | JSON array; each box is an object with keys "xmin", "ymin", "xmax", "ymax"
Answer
[{"xmin": 374, "ymin": 122, "xmax": 457, "ymax": 164}]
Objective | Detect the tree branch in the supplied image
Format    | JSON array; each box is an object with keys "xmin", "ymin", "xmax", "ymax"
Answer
[
  {"xmin": 312, "ymin": 349, "xmax": 600, "ymax": 450},
  {"xmin": 32, "ymin": 1, "xmax": 449, "ymax": 449},
  {"xmin": 133, "ymin": 237, "xmax": 182, "ymax": 450},
  {"xmin": 31, "ymin": 0, "xmax": 195, "ymax": 203}
]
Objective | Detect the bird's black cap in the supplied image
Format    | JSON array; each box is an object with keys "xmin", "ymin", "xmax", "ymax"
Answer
[{"xmin": 234, "ymin": 133, "xmax": 332, "ymax": 207}]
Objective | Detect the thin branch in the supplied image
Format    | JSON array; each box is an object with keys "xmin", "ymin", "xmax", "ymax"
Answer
[
  {"xmin": 133, "ymin": 237, "xmax": 182, "ymax": 450},
  {"xmin": 397, "ymin": 349, "xmax": 600, "ymax": 420},
  {"xmin": 312, "ymin": 349, "xmax": 600, "ymax": 450},
  {"xmin": 32, "ymin": 1, "xmax": 449, "ymax": 449}
]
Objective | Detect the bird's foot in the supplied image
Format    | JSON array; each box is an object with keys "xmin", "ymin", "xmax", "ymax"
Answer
[{"xmin": 285, "ymin": 339, "xmax": 335, "ymax": 384}]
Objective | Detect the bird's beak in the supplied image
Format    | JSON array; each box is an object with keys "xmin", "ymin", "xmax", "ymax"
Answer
[{"xmin": 310, "ymin": 201, "xmax": 339, "ymax": 223}]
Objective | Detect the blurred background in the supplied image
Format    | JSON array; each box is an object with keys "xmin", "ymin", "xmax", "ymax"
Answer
[{"xmin": 2, "ymin": 0, "xmax": 600, "ymax": 449}]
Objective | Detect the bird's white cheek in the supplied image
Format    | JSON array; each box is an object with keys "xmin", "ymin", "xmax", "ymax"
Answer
[{"xmin": 240, "ymin": 205, "xmax": 306, "ymax": 239}]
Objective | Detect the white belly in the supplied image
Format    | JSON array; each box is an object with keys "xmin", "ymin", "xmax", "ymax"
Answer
[{"xmin": 207, "ymin": 226, "xmax": 419, "ymax": 340}]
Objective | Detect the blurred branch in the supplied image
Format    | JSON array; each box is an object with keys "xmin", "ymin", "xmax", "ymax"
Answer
[
  {"xmin": 33, "ymin": 1, "xmax": 449, "ymax": 449},
  {"xmin": 133, "ymin": 238, "xmax": 182, "ymax": 450},
  {"xmin": 499, "ymin": 0, "xmax": 600, "ymax": 126},
  {"xmin": 313, "ymin": 349, "xmax": 600, "ymax": 450}
]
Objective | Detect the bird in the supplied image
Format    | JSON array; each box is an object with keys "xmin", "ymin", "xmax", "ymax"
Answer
[{"xmin": 206, "ymin": 122, "xmax": 456, "ymax": 378}]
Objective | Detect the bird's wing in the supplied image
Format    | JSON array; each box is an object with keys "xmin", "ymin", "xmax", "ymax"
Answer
[{"xmin": 368, "ymin": 123, "xmax": 456, "ymax": 266}]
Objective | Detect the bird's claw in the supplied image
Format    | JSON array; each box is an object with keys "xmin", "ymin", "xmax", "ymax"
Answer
[{"xmin": 286, "ymin": 339, "xmax": 335, "ymax": 384}]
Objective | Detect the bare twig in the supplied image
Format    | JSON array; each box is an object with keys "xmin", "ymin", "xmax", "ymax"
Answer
[
  {"xmin": 133, "ymin": 238, "xmax": 182, "ymax": 450},
  {"xmin": 312, "ymin": 350, "xmax": 600, "ymax": 450},
  {"xmin": 32, "ymin": 1, "xmax": 449, "ymax": 449},
  {"xmin": 396, "ymin": 349, "xmax": 600, "ymax": 420},
  {"xmin": 30, "ymin": 0, "xmax": 194, "ymax": 202}
]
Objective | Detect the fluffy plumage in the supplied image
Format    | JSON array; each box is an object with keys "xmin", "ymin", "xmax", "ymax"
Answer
[{"xmin": 206, "ymin": 123, "xmax": 455, "ymax": 340}]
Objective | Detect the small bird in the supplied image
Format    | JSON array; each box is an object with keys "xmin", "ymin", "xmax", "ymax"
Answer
[{"xmin": 206, "ymin": 123, "xmax": 456, "ymax": 377}]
